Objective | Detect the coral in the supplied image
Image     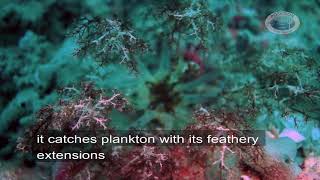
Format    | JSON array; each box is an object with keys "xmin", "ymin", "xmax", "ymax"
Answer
[
  {"xmin": 70, "ymin": 17, "xmax": 147, "ymax": 71},
  {"xmin": 0, "ymin": 30, "xmax": 98, "ymax": 163},
  {"xmin": 297, "ymin": 156, "xmax": 320, "ymax": 180},
  {"xmin": 17, "ymin": 106, "xmax": 295, "ymax": 179},
  {"xmin": 89, "ymin": 51, "xmax": 220, "ymax": 129},
  {"xmin": 17, "ymin": 84, "xmax": 130, "ymax": 153}
]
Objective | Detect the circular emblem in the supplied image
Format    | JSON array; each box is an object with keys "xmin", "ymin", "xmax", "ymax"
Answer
[{"xmin": 265, "ymin": 11, "xmax": 300, "ymax": 34}]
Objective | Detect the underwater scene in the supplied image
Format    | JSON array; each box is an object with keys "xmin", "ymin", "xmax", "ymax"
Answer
[{"xmin": 0, "ymin": 0, "xmax": 320, "ymax": 179}]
